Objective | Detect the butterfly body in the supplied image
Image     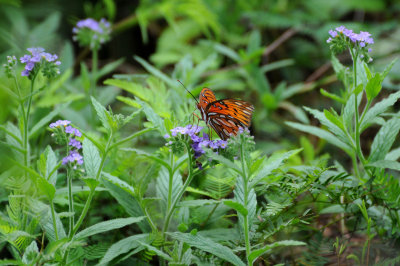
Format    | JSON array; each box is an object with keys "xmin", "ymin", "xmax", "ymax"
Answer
[{"xmin": 197, "ymin": 88, "xmax": 254, "ymax": 140}]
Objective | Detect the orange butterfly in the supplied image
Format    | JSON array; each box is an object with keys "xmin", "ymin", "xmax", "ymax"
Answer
[{"xmin": 196, "ymin": 88, "xmax": 254, "ymax": 140}]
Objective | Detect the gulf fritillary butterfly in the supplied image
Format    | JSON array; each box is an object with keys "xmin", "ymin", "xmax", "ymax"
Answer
[{"xmin": 196, "ymin": 88, "xmax": 254, "ymax": 140}]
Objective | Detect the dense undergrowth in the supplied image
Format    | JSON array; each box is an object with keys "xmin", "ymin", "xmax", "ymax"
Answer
[{"xmin": 1, "ymin": 0, "xmax": 400, "ymax": 265}]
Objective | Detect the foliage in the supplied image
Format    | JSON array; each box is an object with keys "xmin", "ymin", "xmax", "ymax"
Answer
[{"xmin": 1, "ymin": 0, "xmax": 400, "ymax": 265}]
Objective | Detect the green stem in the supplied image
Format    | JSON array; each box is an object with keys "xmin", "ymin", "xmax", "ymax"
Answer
[
  {"xmin": 91, "ymin": 49, "xmax": 98, "ymax": 98},
  {"xmin": 71, "ymin": 131, "xmax": 113, "ymax": 237},
  {"xmin": 167, "ymin": 153, "xmax": 174, "ymax": 212},
  {"xmin": 23, "ymin": 75, "xmax": 36, "ymax": 170},
  {"xmin": 50, "ymin": 200, "xmax": 59, "ymax": 240},
  {"xmin": 240, "ymin": 140, "xmax": 251, "ymax": 265},
  {"xmin": 67, "ymin": 168, "xmax": 74, "ymax": 238},
  {"xmin": 162, "ymin": 142, "xmax": 195, "ymax": 234}
]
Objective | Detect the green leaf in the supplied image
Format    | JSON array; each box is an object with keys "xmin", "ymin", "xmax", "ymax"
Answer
[
  {"xmin": 248, "ymin": 240, "xmax": 306, "ymax": 265},
  {"xmin": 285, "ymin": 122, "xmax": 352, "ymax": 154},
  {"xmin": 320, "ymin": 88, "xmax": 345, "ymax": 104},
  {"xmin": 250, "ymin": 149, "xmax": 301, "ymax": 188},
  {"xmin": 81, "ymin": 62, "xmax": 91, "ymax": 92},
  {"xmin": 91, "ymin": 96, "xmax": 111, "ymax": 131},
  {"xmin": 360, "ymin": 91, "xmax": 400, "ymax": 132},
  {"xmin": 136, "ymin": 241, "xmax": 172, "ymax": 261},
  {"xmin": 385, "ymin": 147, "xmax": 400, "ymax": 161},
  {"xmin": 365, "ymin": 73, "xmax": 382, "ymax": 102},
  {"xmin": 156, "ymin": 167, "xmax": 182, "ymax": 211},
  {"xmin": 36, "ymin": 176, "xmax": 56, "ymax": 200},
  {"xmin": 167, "ymin": 232, "xmax": 245, "ymax": 266},
  {"xmin": 305, "ymin": 107, "xmax": 348, "ymax": 144},
  {"xmin": 99, "ymin": 234, "xmax": 149, "ymax": 265},
  {"xmin": 75, "ymin": 217, "xmax": 145, "ymax": 239},
  {"xmin": 104, "ymin": 79, "xmax": 150, "ymax": 101},
  {"xmin": 381, "ymin": 58, "xmax": 397, "ymax": 80},
  {"xmin": 136, "ymin": 98, "xmax": 166, "ymax": 135},
  {"xmin": 102, "ymin": 172, "xmax": 135, "ymax": 196},
  {"xmin": 324, "ymin": 109, "xmax": 345, "ymax": 132},
  {"xmin": 45, "ymin": 146, "xmax": 58, "ymax": 185},
  {"xmin": 178, "ymin": 199, "xmax": 219, "ymax": 207},
  {"xmin": 369, "ymin": 117, "xmax": 400, "ymax": 163},
  {"xmin": 223, "ymin": 200, "xmax": 248, "ymax": 216},
  {"xmin": 343, "ymin": 94, "xmax": 355, "ymax": 131},
  {"xmin": 368, "ymin": 160, "xmax": 400, "ymax": 171},
  {"xmin": 102, "ymin": 178, "xmax": 150, "ymax": 232},
  {"xmin": 353, "ymin": 83, "xmax": 364, "ymax": 95},
  {"xmin": 22, "ymin": 240, "xmax": 39, "ymax": 265},
  {"xmin": 83, "ymin": 138, "xmax": 101, "ymax": 179},
  {"xmin": 207, "ymin": 152, "xmax": 242, "ymax": 174}
]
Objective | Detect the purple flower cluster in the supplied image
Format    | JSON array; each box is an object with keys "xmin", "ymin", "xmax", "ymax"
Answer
[
  {"xmin": 166, "ymin": 125, "xmax": 228, "ymax": 159},
  {"xmin": 72, "ymin": 18, "xmax": 111, "ymax": 49},
  {"xmin": 49, "ymin": 120, "xmax": 83, "ymax": 167},
  {"xmin": 62, "ymin": 150, "xmax": 83, "ymax": 168},
  {"xmin": 20, "ymin": 47, "xmax": 61, "ymax": 77},
  {"xmin": 327, "ymin": 26, "xmax": 374, "ymax": 47}
]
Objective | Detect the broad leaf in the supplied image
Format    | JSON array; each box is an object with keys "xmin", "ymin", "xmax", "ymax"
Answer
[
  {"xmin": 368, "ymin": 160, "xmax": 400, "ymax": 171},
  {"xmin": 91, "ymin": 96, "xmax": 111, "ymax": 131},
  {"xmin": 99, "ymin": 234, "xmax": 149, "ymax": 265},
  {"xmin": 248, "ymin": 240, "xmax": 306, "ymax": 265},
  {"xmin": 167, "ymin": 232, "xmax": 245, "ymax": 266},
  {"xmin": 83, "ymin": 138, "xmax": 101, "ymax": 179},
  {"xmin": 75, "ymin": 217, "xmax": 145, "ymax": 239},
  {"xmin": 369, "ymin": 117, "xmax": 400, "ymax": 163}
]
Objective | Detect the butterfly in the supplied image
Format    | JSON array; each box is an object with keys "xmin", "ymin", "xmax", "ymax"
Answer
[{"xmin": 196, "ymin": 88, "xmax": 254, "ymax": 140}]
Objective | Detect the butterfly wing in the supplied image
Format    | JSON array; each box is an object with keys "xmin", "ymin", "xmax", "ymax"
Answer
[
  {"xmin": 197, "ymin": 88, "xmax": 217, "ymax": 121},
  {"xmin": 205, "ymin": 99, "xmax": 254, "ymax": 140}
]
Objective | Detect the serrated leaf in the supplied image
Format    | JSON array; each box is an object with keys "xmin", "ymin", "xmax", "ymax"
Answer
[
  {"xmin": 324, "ymin": 109, "xmax": 345, "ymax": 132},
  {"xmin": 136, "ymin": 241, "xmax": 172, "ymax": 261},
  {"xmin": 102, "ymin": 178, "xmax": 150, "ymax": 232},
  {"xmin": 36, "ymin": 176, "xmax": 55, "ymax": 200},
  {"xmin": 305, "ymin": 107, "xmax": 348, "ymax": 144},
  {"xmin": 248, "ymin": 240, "xmax": 306, "ymax": 265},
  {"xmin": 83, "ymin": 138, "xmax": 101, "ymax": 179},
  {"xmin": 360, "ymin": 91, "xmax": 400, "ymax": 132},
  {"xmin": 99, "ymin": 234, "xmax": 149, "ymax": 265},
  {"xmin": 250, "ymin": 149, "xmax": 301, "ymax": 188},
  {"xmin": 156, "ymin": 167, "xmax": 182, "ymax": 212},
  {"xmin": 369, "ymin": 117, "xmax": 400, "ymax": 163},
  {"xmin": 74, "ymin": 217, "xmax": 145, "ymax": 239},
  {"xmin": 343, "ymin": 94, "xmax": 355, "ymax": 131},
  {"xmin": 91, "ymin": 96, "xmax": 111, "ymax": 131},
  {"xmin": 167, "ymin": 232, "xmax": 245, "ymax": 266},
  {"xmin": 285, "ymin": 122, "xmax": 352, "ymax": 154},
  {"xmin": 178, "ymin": 199, "xmax": 219, "ymax": 207},
  {"xmin": 365, "ymin": 73, "xmax": 382, "ymax": 102},
  {"xmin": 22, "ymin": 240, "xmax": 39, "ymax": 265},
  {"xmin": 223, "ymin": 200, "xmax": 247, "ymax": 216},
  {"xmin": 368, "ymin": 160, "xmax": 400, "ymax": 171}
]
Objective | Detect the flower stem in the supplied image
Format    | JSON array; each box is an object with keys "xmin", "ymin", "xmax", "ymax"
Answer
[
  {"xmin": 67, "ymin": 168, "xmax": 74, "ymax": 238},
  {"xmin": 162, "ymin": 142, "xmax": 195, "ymax": 234},
  {"xmin": 71, "ymin": 131, "xmax": 113, "ymax": 237},
  {"xmin": 50, "ymin": 200, "xmax": 59, "ymax": 240},
  {"xmin": 240, "ymin": 139, "xmax": 251, "ymax": 265},
  {"xmin": 91, "ymin": 48, "xmax": 98, "ymax": 98},
  {"xmin": 23, "ymin": 75, "xmax": 36, "ymax": 171}
]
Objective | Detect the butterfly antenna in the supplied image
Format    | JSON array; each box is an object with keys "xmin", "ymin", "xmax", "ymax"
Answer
[{"xmin": 178, "ymin": 80, "xmax": 199, "ymax": 105}]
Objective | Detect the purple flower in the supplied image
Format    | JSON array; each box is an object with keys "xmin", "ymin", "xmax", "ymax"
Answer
[
  {"xmin": 163, "ymin": 134, "xmax": 170, "ymax": 139},
  {"xmin": 335, "ymin": 26, "xmax": 346, "ymax": 33},
  {"xmin": 328, "ymin": 30, "xmax": 337, "ymax": 38},
  {"xmin": 69, "ymin": 138, "xmax": 82, "ymax": 149},
  {"xmin": 65, "ymin": 126, "xmax": 82, "ymax": 137},
  {"xmin": 73, "ymin": 18, "xmax": 112, "ymax": 49},
  {"xmin": 49, "ymin": 120, "xmax": 71, "ymax": 128},
  {"xmin": 368, "ymin": 48, "xmax": 372, "ymax": 53},
  {"xmin": 62, "ymin": 150, "xmax": 84, "ymax": 167},
  {"xmin": 19, "ymin": 47, "xmax": 61, "ymax": 77}
]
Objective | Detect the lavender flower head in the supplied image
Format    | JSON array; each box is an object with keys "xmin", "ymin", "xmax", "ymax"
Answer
[
  {"xmin": 326, "ymin": 26, "xmax": 374, "ymax": 63},
  {"xmin": 19, "ymin": 47, "xmax": 61, "ymax": 78},
  {"xmin": 73, "ymin": 18, "xmax": 112, "ymax": 49},
  {"xmin": 3, "ymin": 55, "xmax": 18, "ymax": 78},
  {"xmin": 166, "ymin": 125, "xmax": 228, "ymax": 161},
  {"xmin": 62, "ymin": 150, "xmax": 84, "ymax": 169},
  {"xmin": 49, "ymin": 120, "xmax": 84, "ymax": 168}
]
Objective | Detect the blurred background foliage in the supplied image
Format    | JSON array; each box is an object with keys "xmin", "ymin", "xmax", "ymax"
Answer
[{"xmin": 1, "ymin": 0, "xmax": 400, "ymax": 264}]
